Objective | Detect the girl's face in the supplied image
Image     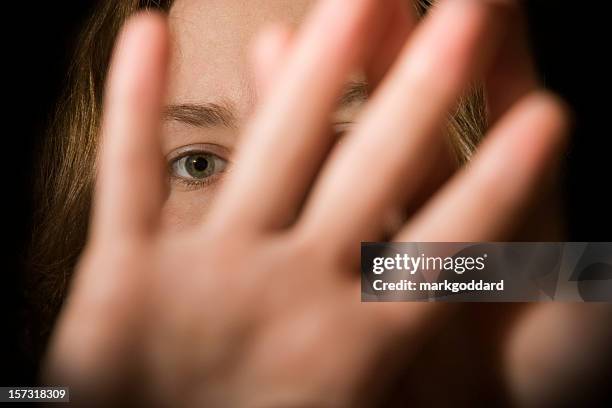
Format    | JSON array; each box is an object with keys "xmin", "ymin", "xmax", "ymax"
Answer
[{"xmin": 161, "ymin": 0, "xmax": 364, "ymax": 231}]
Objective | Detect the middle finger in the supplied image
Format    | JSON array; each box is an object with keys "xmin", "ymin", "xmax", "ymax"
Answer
[{"xmin": 210, "ymin": 0, "xmax": 391, "ymax": 232}]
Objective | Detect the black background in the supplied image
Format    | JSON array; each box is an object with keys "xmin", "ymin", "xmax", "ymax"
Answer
[{"xmin": 3, "ymin": 0, "xmax": 611, "ymax": 396}]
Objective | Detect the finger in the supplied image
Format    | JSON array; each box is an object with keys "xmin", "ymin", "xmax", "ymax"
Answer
[
  {"xmin": 300, "ymin": 0, "xmax": 511, "ymax": 252},
  {"xmin": 252, "ymin": 24, "xmax": 293, "ymax": 98},
  {"xmin": 369, "ymin": 0, "xmax": 444, "ymax": 238},
  {"xmin": 366, "ymin": 0, "xmax": 417, "ymax": 88},
  {"xmin": 211, "ymin": 0, "xmax": 390, "ymax": 232},
  {"xmin": 44, "ymin": 13, "xmax": 169, "ymax": 396},
  {"xmin": 445, "ymin": 3, "xmax": 537, "ymax": 168},
  {"xmin": 399, "ymin": 91, "xmax": 571, "ymax": 242},
  {"xmin": 485, "ymin": 2, "xmax": 539, "ymax": 123},
  {"xmin": 91, "ymin": 13, "xmax": 169, "ymax": 243}
]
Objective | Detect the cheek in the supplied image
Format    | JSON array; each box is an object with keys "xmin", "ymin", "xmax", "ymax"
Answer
[{"xmin": 160, "ymin": 189, "xmax": 218, "ymax": 232}]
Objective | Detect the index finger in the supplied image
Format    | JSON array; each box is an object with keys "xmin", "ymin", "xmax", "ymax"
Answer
[{"xmin": 91, "ymin": 13, "xmax": 169, "ymax": 243}]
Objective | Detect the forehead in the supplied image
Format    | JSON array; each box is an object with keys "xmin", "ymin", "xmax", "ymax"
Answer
[{"xmin": 167, "ymin": 0, "xmax": 314, "ymax": 112}]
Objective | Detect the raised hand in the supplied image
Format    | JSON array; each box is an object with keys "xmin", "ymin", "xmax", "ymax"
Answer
[{"xmin": 45, "ymin": 1, "xmax": 576, "ymax": 406}]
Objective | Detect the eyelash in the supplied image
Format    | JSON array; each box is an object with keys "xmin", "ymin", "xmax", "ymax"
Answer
[{"xmin": 173, "ymin": 175, "xmax": 219, "ymax": 190}]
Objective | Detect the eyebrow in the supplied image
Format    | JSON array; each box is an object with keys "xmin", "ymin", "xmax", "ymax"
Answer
[
  {"xmin": 164, "ymin": 81, "xmax": 369, "ymax": 129},
  {"xmin": 164, "ymin": 102, "xmax": 237, "ymax": 128},
  {"xmin": 339, "ymin": 80, "xmax": 369, "ymax": 107}
]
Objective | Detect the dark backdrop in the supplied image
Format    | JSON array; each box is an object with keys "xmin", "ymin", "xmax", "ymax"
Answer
[{"xmin": 3, "ymin": 0, "xmax": 611, "ymax": 391}]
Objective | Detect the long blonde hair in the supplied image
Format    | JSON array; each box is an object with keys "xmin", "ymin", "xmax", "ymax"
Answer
[{"xmin": 27, "ymin": 0, "xmax": 485, "ymax": 360}]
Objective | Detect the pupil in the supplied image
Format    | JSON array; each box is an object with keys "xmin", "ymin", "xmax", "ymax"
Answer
[{"xmin": 192, "ymin": 156, "xmax": 209, "ymax": 172}]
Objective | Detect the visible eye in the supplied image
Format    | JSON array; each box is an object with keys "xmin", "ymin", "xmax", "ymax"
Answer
[{"xmin": 168, "ymin": 147, "xmax": 229, "ymax": 188}]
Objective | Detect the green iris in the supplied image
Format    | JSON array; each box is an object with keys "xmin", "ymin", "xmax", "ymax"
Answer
[
  {"xmin": 184, "ymin": 154, "xmax": 215, "ymax": 179},
  {"xmin": 170, "ymin": 150, "xmax": 228, "ymax": 183}
]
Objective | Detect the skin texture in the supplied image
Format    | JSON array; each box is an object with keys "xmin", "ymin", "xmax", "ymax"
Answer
[{"xmin": 44, "ymin": 0, "xmax": 612, "ymax": 406}]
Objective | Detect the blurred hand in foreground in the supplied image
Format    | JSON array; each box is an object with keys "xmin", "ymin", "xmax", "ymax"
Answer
[{"xmin": 45, "ymin": 0, "xmax": 608, "ymax": 407}]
